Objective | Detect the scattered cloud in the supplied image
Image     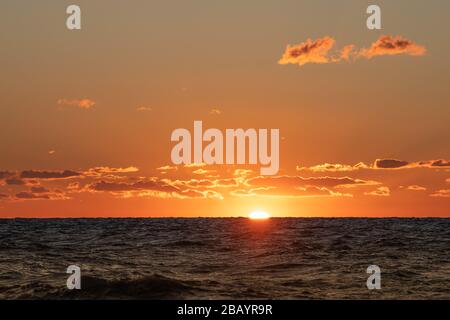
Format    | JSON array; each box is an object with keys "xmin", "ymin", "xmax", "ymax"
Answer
[
  {"xmin": 278, "ymin": 36, "xmax": 337, "ymax": 66},
  {"xmin": 193, "ymin": 168, "xmax": 216, "ymax": 175},
  {"xmin": 279, "ymin": 35, "xmax": 426, "ymax": 67},
  {"xmin": 299, "ymin": 159, "xmax": 450, "ymax": 172},
  {"xmin": 5, "ymin": 177, "xmax": 26, "ymax": 185},
  {"xmin": 248, "ymin": 175, "xmax": 377, "ymax": 190},
  {"xmin": 136, "ymin": 106, "xmax": 152, "ymax": 112},
  {"xmin": 0, "ymin": 171, "xmax": 14, "ymax": 180},
  {"xmin": 209, "ymin": 108, "xmax": 222, "ymax": 115},
  {"xmin": 184, "ymin": 163, "xmax": 206, "ymax": 168},
  {"xmin": 57, "ymin": 98, "xmax": 96, "ymax": 109},
  {"xmin": 297, "ymin": 162, "xmax": 369, "ymax": 172},
  {"xmin": 405, "ymin": 185, "xmax": 427, "ymax": 191},
  {"xmin": 83, "ymin": 166, "xmax": 139, "ymax": 177},
  {"xmin": 358, "ymin": 35, "xmax": 426, "ymax": 59},
  {"xmin": 1, "ymin": 158, "xmax": 449, "ymax": 203},
  {"xmin": 230, "ymin": 186, "xmax": 347, "ymax": 198},
  {"xmin": 0, "ymin": 193, "xmax": 9, "ymax": 200},
  {"xmin": 365, "ymin": 186, "xmax": 391, "ymax": 197},
  {"xmin": 15, "ymin": 189, "xmax": 69, "ymax": 201},
  {"xmin": 20, "ymin": 170, "xmax": 81, "ymax": 180},
  {"xmin": 374, "ymin": 159, "xmax": 410, "ymax": 169},
  {"xmin": 430, "ymin": 189, "xmax": 450, "ymax": 198},
  {"xmin": 157, "ymin": 165, "xmax": 178, "ymax": 172}
]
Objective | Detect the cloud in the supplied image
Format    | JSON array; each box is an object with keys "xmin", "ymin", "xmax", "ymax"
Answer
[
  {"xmin": 297, "ymin": 162, "xmax": 369, "ymax": 172},
  {"xmin": 136, "ymin": 106, "xmax": 152, "ymax": 112},
  {"xmin": 57, "ymin": 98, "xmax": 96, "ymax": 109},
  {"xmin": 279, "ymin": 35, "xmax": 426, "ymax": 67},
  {"xmin": 299, "ymin": 159, "xmax": 450, "ymax": 172},
  {"xmin": 2, "ymin": 160, "xmax": 448, "ymax": 203},
  {"xmin": 209, "ymin": 108, "xmax": 222, "ymax": 115},
  {"xmin": 0, "ymin": 193, "xmax": 9, "ymax": 200},
  {"xmin": 5, "ymin": 177, "xmax": 26, "ymax": 185},
  {"xmin": 0, "ymin": 171, "xmax": 14, "ymax": 180},
  {"xmin": 358, "ymin": 35, "xmax": 426, "ymax": 59},
  {"xmin": 233, "ymin": 169, "xmax": 253, "ymax": 178},
  {"xmin": 87, "ymin": 178, "xmax": 223, "ymax": 200},
  {"xmin": 156, "ymin": 165, "xmax": 178, "ymax": 172},
  {"xmin": 374, "ymin": 159, "xmax": 410, "ymax": 169},
  {"xmin": 15, "ymin": 189, "xmax": 68, "ymax": 201},
  {"xmin": 83, "ymin": 166, "xmax": 139, "ymax": 177},
  {"xmin": 405, "ymin": 185, "xmax": 427, "ymax": 191},
  {"xmin": 365, "ymin": 186, "xmax": 391, "ymax": 197},
  {"xmin": 375, "ymin": 159, "xmax": 450, "ymax": 170},
  {"xmin": 278, "ymin": 36, "xmax": 337, "ymax": 66},
  {"xmin": 231, "ymin": 186, "xmax": 348, "ymax": 198},
  {"xmin": 430, "ymin": 189, "xmax": 450, "ymax": 198},
  {"xmin": 248, "ymin": 175, "xmax": 376, "ymax": 189},
  {"xmin": 418, "ymin": 159, "xmax": 450, "ymax": 168},
  {"xmin": 184, "ymin": 163, "xmax": 206, "ymax": 168},
  {"xmin": 20, "ymin": 170, "xmax": 81, "ymax": 180},
  {"xmin": 174, "ymin": 189, "xmax": 223, "ymax": 200},
  {"xmin": 192, "ymin": 168, "xmax": 216, "ymax": 175},
  {"xmin": 88, "ymin": 179, "xmax": 178, "ymax": 193},
  {"xmin": 229, "ymin": 175, "xmax": 376, "ymax": 198}
]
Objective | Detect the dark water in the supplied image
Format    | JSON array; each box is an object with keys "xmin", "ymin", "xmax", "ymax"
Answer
[{"xmin": 0, "ymin": 218, "xmax": 449, "ymax": 299}]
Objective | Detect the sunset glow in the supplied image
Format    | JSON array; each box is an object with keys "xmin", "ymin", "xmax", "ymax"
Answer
[
  {"xmin": 0, "ymin": 2, "xmax": 449, "ymax": 218},
  {"xmin": 249, "ymin": 211, "xmax": 270, "ymax": 220}
]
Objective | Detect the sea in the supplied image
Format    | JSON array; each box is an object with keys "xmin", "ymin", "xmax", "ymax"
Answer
[{"xmin": 0, "ymin": 218, "xmax": 449, "ymax": 299}]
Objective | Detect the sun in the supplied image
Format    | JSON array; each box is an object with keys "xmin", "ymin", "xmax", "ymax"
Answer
[{"xmin": 249, "ymin": 210, "xmax": 270, "ymax": 220}]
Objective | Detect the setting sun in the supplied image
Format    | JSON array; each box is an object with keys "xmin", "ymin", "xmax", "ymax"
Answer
[{"xmin": 249, "ymin": 211, "xmax": 270, "ymax": 220}]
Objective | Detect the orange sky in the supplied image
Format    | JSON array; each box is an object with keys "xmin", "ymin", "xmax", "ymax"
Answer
[{"xmin": 0, "ymin": 1, "xmax": 449, "ymax": 217}]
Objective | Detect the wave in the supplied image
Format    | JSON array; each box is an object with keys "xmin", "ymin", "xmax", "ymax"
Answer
[{"xmin": 14, "ymin": 274, "xmax": 200, "ymax": 300}]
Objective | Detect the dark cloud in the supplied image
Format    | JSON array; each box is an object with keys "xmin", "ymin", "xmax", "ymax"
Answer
[
  {"xmin": 30, "ymin": 186, "xmax": 50, "ymax": 193},
  {"xmin": 0, "ymin": 171, "xmax": 14, "ymax": 180},
  {"xmin": 20, "ymin": 170, "xmax": 81, "ymax": 179},
  {"xmin": 15, "ymin": 189, "xmax": 68, "ymax": 200},
  {"xmin": 0, "ymin": 193, "xmax": 9, "ymax": 199},
  {"xmin": 426, "ymin": 160, "xmax": 450, "ymax": 168},
  {"xmin": 15, "ymin": 191, "xmax": 50, "ymax": 200},
  {"xmin": 89, "ymin": 179, "xmax": 179, "ymax": 193},
  {"xmin": 248, "ymin": 175, "xmax": 374, "ymax": 189},
  {"xmin": 5, "ymin": 177, "xmax": 25, "ymax": 185},
  {"xmin": 374, "ymin": 159, "xmax": 410, "ymax": 169}
]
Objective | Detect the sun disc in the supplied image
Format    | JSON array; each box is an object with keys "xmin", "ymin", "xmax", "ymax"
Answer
[{"xmin": 249, "ymin": 211, "xmax": 270, "ymax": 220}]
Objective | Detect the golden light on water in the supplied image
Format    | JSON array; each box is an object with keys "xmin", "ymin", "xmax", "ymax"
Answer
[{"xmin": 249, "ymin": 211, "xmax": 270, "ymax": 220}]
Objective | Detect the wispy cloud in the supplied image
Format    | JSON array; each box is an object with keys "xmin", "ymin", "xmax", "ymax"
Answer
[
  {"xmin": 210, "ymin": 108, "xmax": 222, "ymax": 115},
  {"xmin": 405, "ymin": 185, "xmax": 427, "ymax": 191},
  {"xmin": 365, "ymin": 186, "xmax": 391, "ymax": 197},
  {"xmin": 57, "ymin": 98, "xmax": 96, "ymax": 109},
  {"xmin": 136, "ymin": 106, "xmax": 152, "ymax": 112},
  {"xmin": 430, "ymin": 189, "xmax": 450, "ymax": 198},
  {"xmin": 298, "ymin": 158, "xmax": 450, "ymax": 171},
  {"xmin": 20, "ymin": 170, "xmax": 81, "ymax": 180}
]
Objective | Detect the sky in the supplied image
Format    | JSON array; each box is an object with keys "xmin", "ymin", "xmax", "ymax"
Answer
[{"xmin": 0, "ymin": 0, "xmax": 449, "ymax": 217}]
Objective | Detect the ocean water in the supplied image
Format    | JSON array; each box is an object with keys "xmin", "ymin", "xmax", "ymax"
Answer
[{"xmin": 0, "ymin": 218, "xmax": 449, "ymax": 299}]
